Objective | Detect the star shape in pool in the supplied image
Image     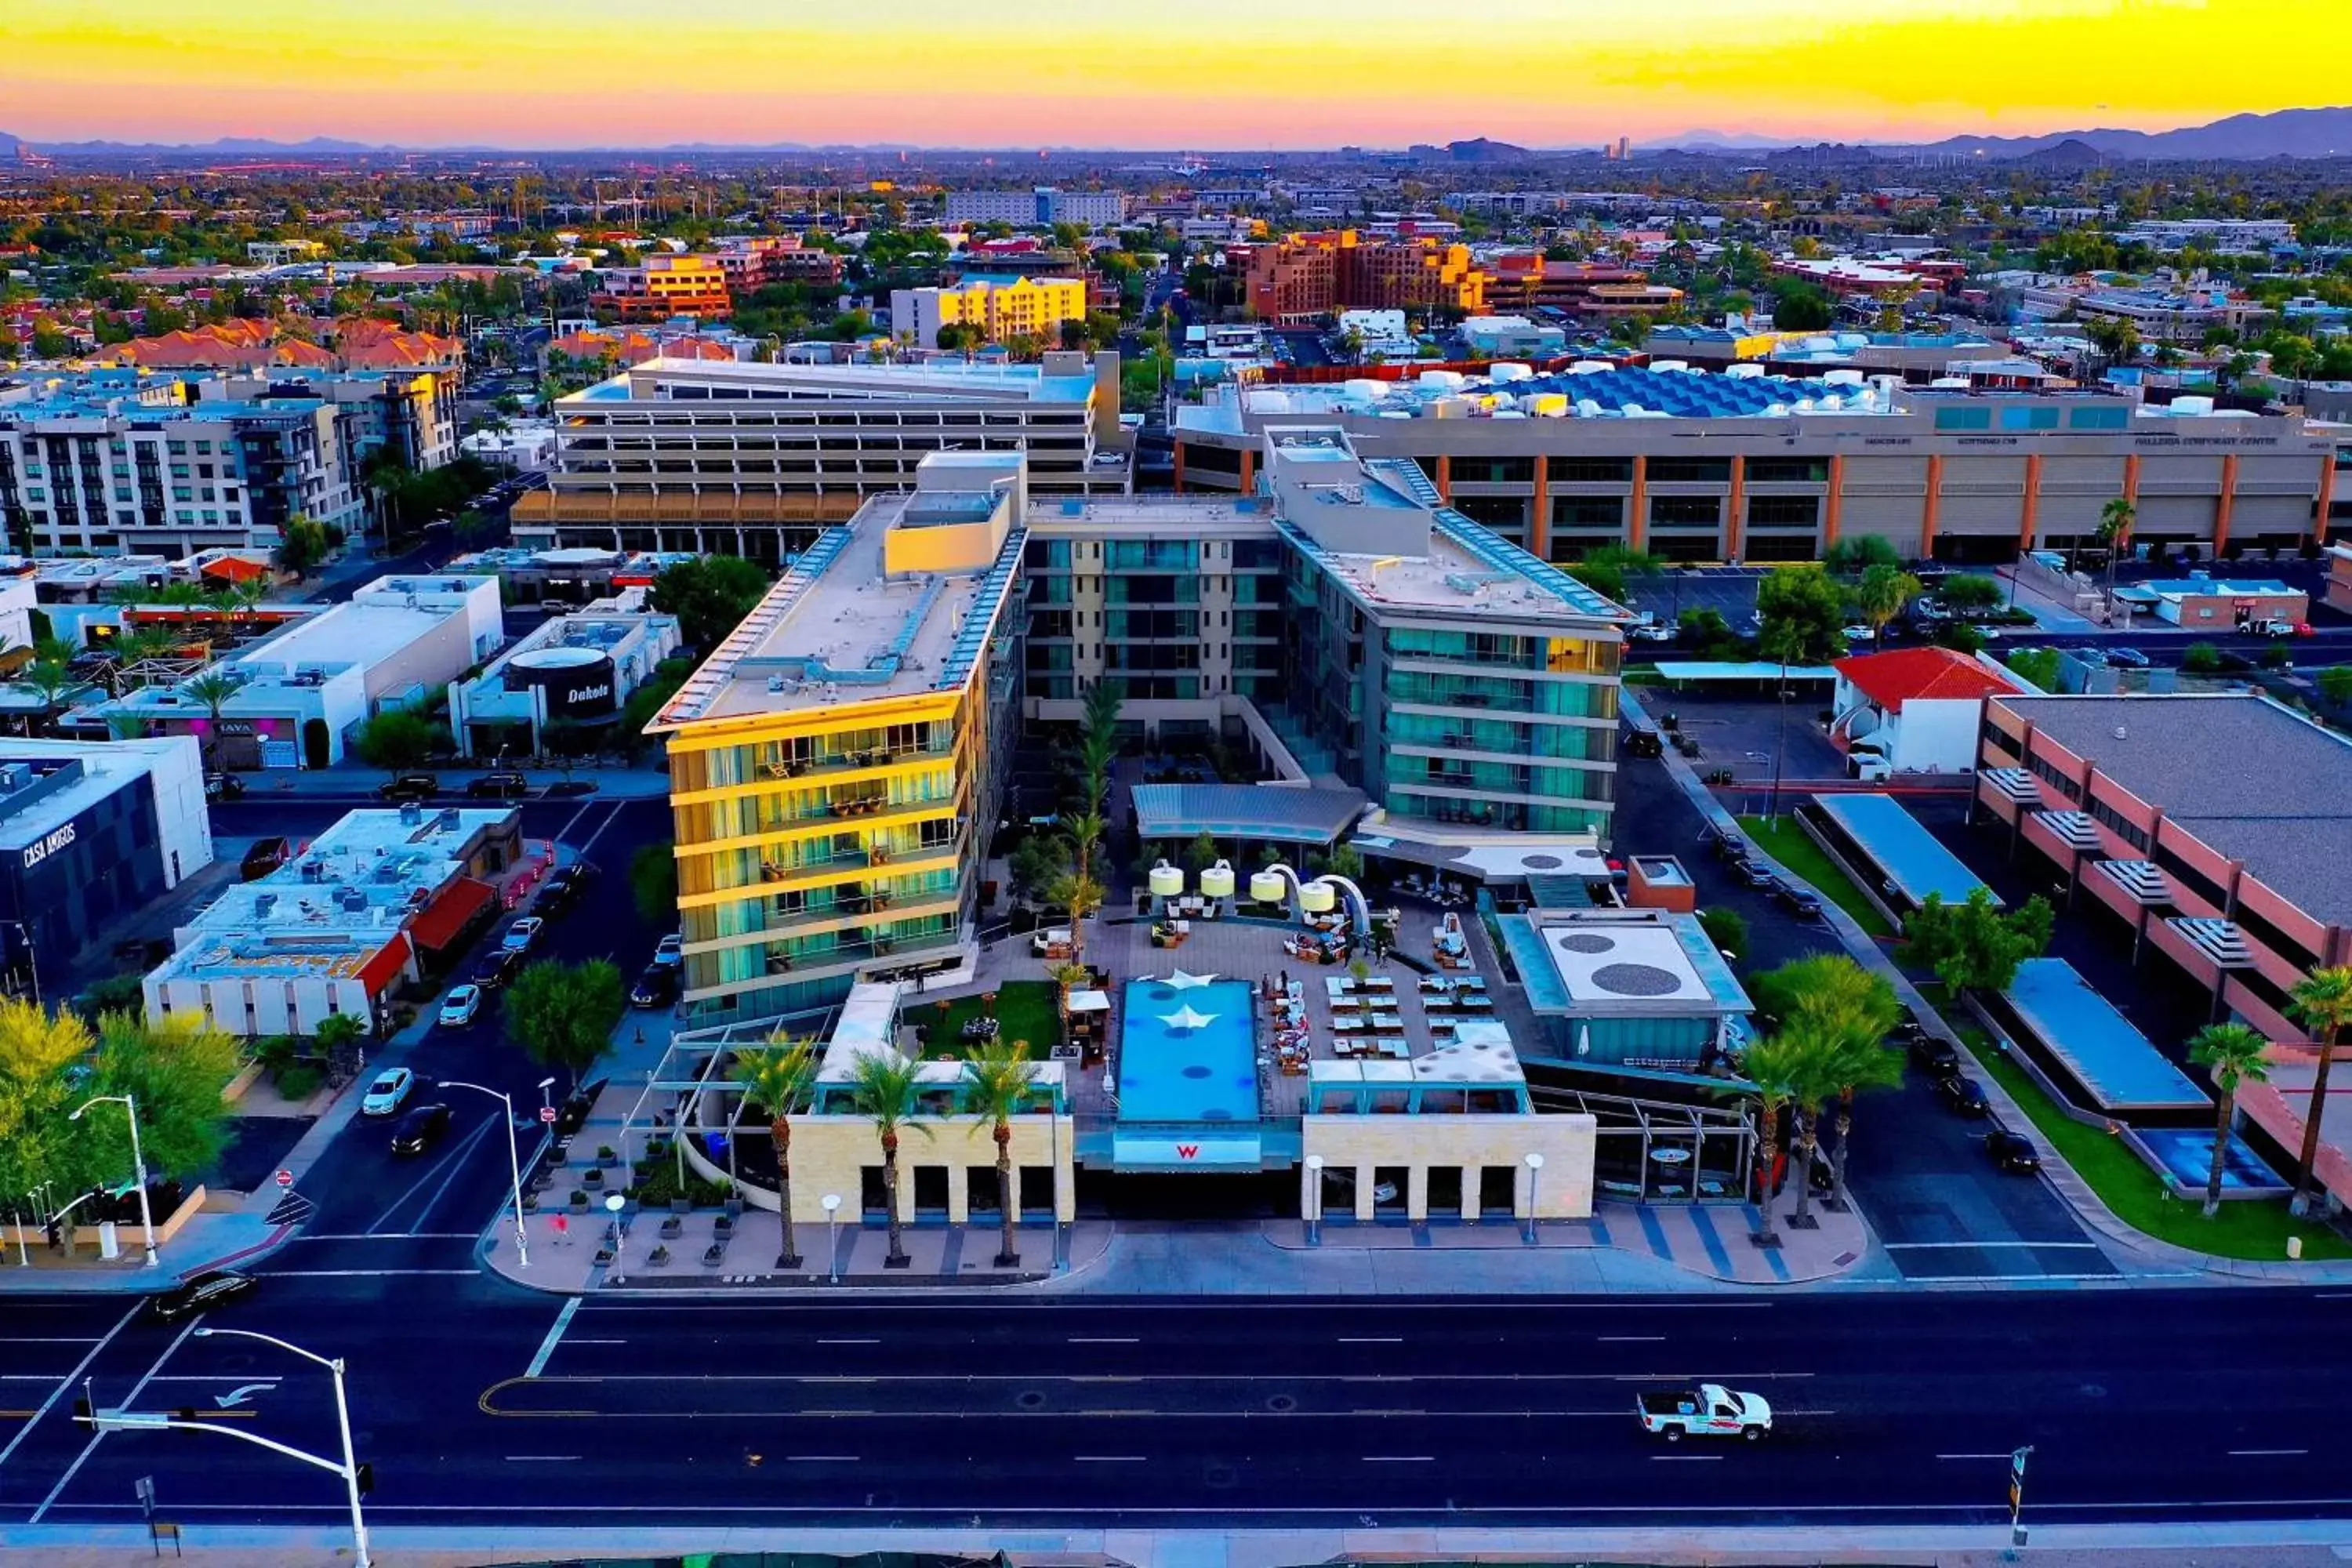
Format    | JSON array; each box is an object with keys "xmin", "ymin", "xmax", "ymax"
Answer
[
  {"xmin": 1160, "ymin": 1006, "xmax": 1218, "ymax": 1032},
  {"xmin": 1164, "ymin": 969, "xmax": 1219, "ymax": 989}
]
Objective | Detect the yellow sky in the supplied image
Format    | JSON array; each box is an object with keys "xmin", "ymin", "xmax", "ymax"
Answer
[{"xmin": 2, "ymin": 0, "xmax": 2339, "ymax": 149}]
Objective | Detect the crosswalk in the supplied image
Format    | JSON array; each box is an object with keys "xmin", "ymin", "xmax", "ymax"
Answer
[{"xmin": 263, "ymin": 1192, "xmax": 316, "ymax": 1229}]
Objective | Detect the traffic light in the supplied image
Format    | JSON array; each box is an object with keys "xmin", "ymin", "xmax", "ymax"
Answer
[{"xmin": 354, "ymin": 1462, "xmax": 375, "ymax": 1497}]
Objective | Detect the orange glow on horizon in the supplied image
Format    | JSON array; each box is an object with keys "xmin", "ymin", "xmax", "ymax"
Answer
[{"xmin": 2, "ymin": 0, "xmax": 2339, "ymax": 150}]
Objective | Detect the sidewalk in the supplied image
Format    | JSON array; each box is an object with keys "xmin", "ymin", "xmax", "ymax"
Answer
[{"xmin": 240, "ymin": 764, "xmax": 673, "ymax": 799}]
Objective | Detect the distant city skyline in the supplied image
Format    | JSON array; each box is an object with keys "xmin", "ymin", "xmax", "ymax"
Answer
[{"xmin": 5, "ymin": 0, "xmax": 2339, "ymax": 151}]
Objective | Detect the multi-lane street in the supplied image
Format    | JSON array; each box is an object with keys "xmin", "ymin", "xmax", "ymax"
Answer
[{"xmin": 6, "ymin": 1282, "xmax": 2352, "ymax": 1533}]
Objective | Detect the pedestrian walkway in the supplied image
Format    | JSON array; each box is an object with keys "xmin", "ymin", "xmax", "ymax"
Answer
[{"xmin": 238, "ymin": 764, "xmax": 673, "ymax": 799}]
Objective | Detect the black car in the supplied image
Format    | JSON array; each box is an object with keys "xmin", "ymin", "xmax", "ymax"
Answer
[
  {"xmin": 150, "ymin": 1269, "xmax": 255, "ymax": 1323},
  {"xmin": 1934, "ymin": 1073, "xmax": 1991, "ymax": 1116},
  {"xmin": 1624, "ymin": 726, "xmax": 1664, "ymax": 759},
  {"xmin": 204, "ymin": 772, "xmax": 245, "ymax": 802},
  {"xmin": 1773, "ymin": 881, "xmax": 1823, "ymax": 918},
  {"xmin": 630, "ymin": 963, "xmax": 678, "ymax": 1010},
  {"xmin": 376, "ymin": 773, "xmax": 441, "ymax": 803},
  {"xmin": 471, "ymin": 948, "xmax": 522, "ymax": 989},
  {"xmin": 1907, "ymin": 1032, "xmax": 1962, "ymax": 1076},
  {"xmin": 1710, "ymin": 831, "xmax": 1749, "ymax": 863},
  {"xmin": 1985, "ymin": 1127, "xmax": 2043, "ymax": 1174},
  {"xmin": 466, "ymin": 771, "xmax": 531, "ymax": 800},
  {"xmin": 390, "ymin": 1102, "xmax": 453, "ymax": 1155}
]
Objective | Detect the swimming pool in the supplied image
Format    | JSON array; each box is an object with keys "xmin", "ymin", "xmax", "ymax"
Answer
[
  {"xmin": 2135, "ymin": 1127, "xmax": 2288, "ymax": 1194},
  {"xmin": 1118, "ymin": 978, "xmax": 1259, "ymax": 1123}
]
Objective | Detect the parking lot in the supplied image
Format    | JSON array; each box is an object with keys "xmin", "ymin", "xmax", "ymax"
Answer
[
  {"xmin": 1623, "ymin": 566, "xmax": 1769, "ymax": 629},
  {"xmin": 1638, "ymin": 687, "xmax": 1853, "ymax": 784}
]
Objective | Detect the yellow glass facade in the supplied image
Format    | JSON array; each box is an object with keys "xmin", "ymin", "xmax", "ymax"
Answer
[
  {"xmin": 664, "ymin": 681, "xmax": 993, "ymax": 1015},
  {"xmin": 935, "ymin": 277, "xmax": 1087, "ymax": 343}
]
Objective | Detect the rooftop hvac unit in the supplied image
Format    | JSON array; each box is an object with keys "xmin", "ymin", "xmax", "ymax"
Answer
[
  {"xmin": 399, "ymin": 803, "xmax": 423, "ymax": 826},
  {"xmin": 438, "ymin": 808, "xmax": 460, "ymax": 829},
  {"xmin": 1649, "ymin": 360, "xmax": 1689, "ymax": 374},
  {"xmin": 254, "ymin": 893, "xmax": 277, "ymax": 918},
  {"xmin": 299, "ymin": 860, "xmax": 324, "ymax": 882},
  {"xmin": 1723, "ymin": 362, "xmax": 1766, "ymax": 379}
]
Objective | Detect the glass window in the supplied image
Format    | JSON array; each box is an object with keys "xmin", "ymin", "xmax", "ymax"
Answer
[{"xmin": 1934, "ymin": 406, "xmax": 1994, "ymax": 432}]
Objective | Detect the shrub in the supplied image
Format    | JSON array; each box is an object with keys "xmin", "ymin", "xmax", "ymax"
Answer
[
  {"xmin": 2258, "ymin": 643, "xmax": 2292, "ymax": 670},
  {"xmin": 274, "ymin": 1063, "xmax": 323, "ymax": 1101},
  {"xmin": 1699, "ymin": 906, "xmax": 1749, "ymax": 962},
  {"xmin": 2183, "ymin": 642, "xmax": 2222, "ymax": 673}
]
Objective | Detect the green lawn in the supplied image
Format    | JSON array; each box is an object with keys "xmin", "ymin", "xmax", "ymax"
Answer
[
  {"xmin": 1622, "ymin": 664, "xmax": 1666, "ymax": 686},
  {"xmin": 1957, "ymin": 1027, "xmax": 2352, "ymax": 1262},
  {"xmin": 911, "ymin": 980, "xmax": 1061, "ymax": 1059},
  {"xmin": 1737, "ymin": 815, "xmax": 1896, "ymax": 939}
]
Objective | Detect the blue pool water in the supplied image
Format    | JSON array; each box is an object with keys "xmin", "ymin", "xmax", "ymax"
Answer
[
  {"xmin": 2136, "ymin": 1127, "xmax": 2287, "ymax": 1192},
  {"xmin": 1118, "ymin": 978, "xmax": 1259, "ymax": 1123}
]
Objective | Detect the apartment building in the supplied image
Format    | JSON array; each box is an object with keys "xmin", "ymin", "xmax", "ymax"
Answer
[
  {"xmin": 0, "ymin": 365, "xmax": 459, "ymax": 557},
  {"xmin": 645, "ymin": 453, "xmax": 1030, "ymax": 1021},
  {"xmin": 944, "ymin": 187, "xmax": 1127, "ymax": 228},
  {"xmin": 889, "ymin": 278, "xmax": 1089, "ymax": 350},
  {"xmin": 710, "ymin": 236, "xmax": 844, "ymax": 291},
  {"xmin": 598, "ymin": 255, "xmax": 732, "ymax": 322},
  {"xmin": 512, "ymin": 353, "xmax": 1130, "ymax": 562},
  {"xmin": 1171, "ymin": 364, "xmax": 2338, "ymax": 565},
  {"xmin": 1237, "ymin": 230, "xmax": 1491, "ymax": 323}
]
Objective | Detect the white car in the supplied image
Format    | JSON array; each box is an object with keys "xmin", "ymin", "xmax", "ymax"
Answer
[
  {"xmin": 1639, "ymin": 1384, "xmax": 1773, "ymax": 1442},
  {"xmin": 360, "ymin": 1068, "xmax": 416, "ymax": 1117},
  {"xmin": 437, "ymin": 985, "xmax": 483, "ymax": 1029},
  {"xmin": 501, "ymin": 916, "xmax": 544, "ymax": 953},
  {"xmin": 1842, "ymin": 624, "xmax": 1875, "ymax": 642},
  {"xmin": 653, "ymin": 933, "xmax": 683, "ymax": 967}
]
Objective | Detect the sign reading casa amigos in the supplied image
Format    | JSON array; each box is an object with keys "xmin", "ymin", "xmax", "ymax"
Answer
[{"xmin": 20, "ymin": 822, "xmax": 74, "ymax": 869}]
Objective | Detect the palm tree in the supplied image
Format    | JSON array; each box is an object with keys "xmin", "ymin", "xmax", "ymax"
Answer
[
  {"xmin": 732, "ymin": 1037, "xmax": 819, "ymax": 1267},
  {"xmin": 227, "ymin": 575, "xmax": 270, "ymax": 633},
  {"xmin": 2095, "ymin": 496, "xmax": 2134, "ymax": 616},
  {"xmin": 2187, "ymin": 1022, "xmax": 2270, "ymax": 1219},
  {"xmin": 1051, "ymin": 809, "xmax": 1107, "ymax": 966},
  {"xmin": 13, "ymin": 660, "xmax": 80, "ymax": 732},
  {"xmin": 1739, "ymin": 1032, "xmax": 1811, "ymax": 1248},
  {"xmin": 1784, "ymin": 1032, "xmax": 1845, "ymax": 1230},
  {"xmin": 1850, "ymin": 564, "xmax": 1923, "ymax": 650},
  {"xmin": 182, "ymin": 669, "xmax": 241, "ymax": 771},
  {"xmin": 2285, "ymin": 967, "xmax": 2352, "ymax": 1215},
  {"xmin": 959, "ymin": 1040, "xmax": 1040, "ymax": 1267},
  {"xmin": 848, "ymin": 1051, "xmax": 930, "ymax": 1266},
  {"xmin": 1822, "ymin": 1029, "xmax": 1905, "ymax": 1209}
]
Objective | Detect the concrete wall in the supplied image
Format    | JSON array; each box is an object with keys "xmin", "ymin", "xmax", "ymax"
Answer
[
  {"xmin": 150, "ymin": 972, "xmax": 374, "ymax": 1037},
  {"xmin": 686, "ymin": 1111, "xmax": 1077, "ymax": 1225},
  {"xmin": 1890, "ymin": 696, "xmax": 1982, "ymax": 775},
  {"xmin": 1301, "ymin": 1112, "xmax": 1595, "ymax": 1221}
]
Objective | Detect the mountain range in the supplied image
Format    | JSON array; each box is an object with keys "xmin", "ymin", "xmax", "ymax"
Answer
[
  {"xmin": 1642, "ymin": 106, "xmax": 2352, "ymax": 161},
  {"xmin": 2, "ymin": 105, "xmax": 2349, "ymax": 162}
]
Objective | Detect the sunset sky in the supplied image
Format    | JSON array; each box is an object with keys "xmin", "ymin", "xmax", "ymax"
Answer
[{"xmin": 4, "ymin": 0, "xmax": 2340, "ymax": 150}]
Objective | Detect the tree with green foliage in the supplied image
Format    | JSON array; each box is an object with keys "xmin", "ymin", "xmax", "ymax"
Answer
[
  {"xmin": 1901, "ymin": 887, "xmax": 2054, "ymax": 995},
  {"xmin": 959, "ymin": 1040, "xmax": 1041, "ymax": 1267},
  {"xmin": 1007, "ymin": 833, "xmax": 1067, "ymax": 909},
  {"xmin": 1755, "ymin": 567, "xmax": 1847, "ymax": 662},
  {"xmin": 1936, "ymin": 574, "xmax": 2005, "ymax": 615},
  {"xmin": 1820, "ymin": 535, "xmax": 1900, "ymax": 575},
  {"xmin": 274, "ymin": 514, "xmax": 336, "ymax": 579},
  {"xmin": 2285, "ymin": 967, "xmax": 2352, "ymax": 1216},
  {"xmin": 2094, "ymin": 496, "xmax": 2134, "ymax": 602},
  {"xmin": 1047, "ymin": 811, "xmax": 1107, "ymax": 967},
  {"xmin": 354, "ymin": 706, "xmax": 441, "ymax": 777},
  {"xmin": 2182, "ymin": 642, "xmax": 2223, "ymax": 674},
  {"xmin": 0, "ymin": 1001, "xmax": 241, "ymax": 1207},
  {"xmin": 1181, "ymin": 832, "xmax": 1221, "ymax": 874},
  {"xmin": 1740, "ymin": 1028, "xmax": 1822, "ymax": 1247},
  {"xmin": 2005, "ymin": 646, "xmax": 2062, "ymax": 691},
  {"xmin": 1849, "ymin": 564, "xmax": 1923, "ymax": 649},
  {"xmin": 648, "ymin": 556, "xmax": 771, "ymax": 654},
  {"xmin": 2316, "ymin": 666, "xmax": 2352, "ymax": 709},
  {"xmin": 1698, "ymin": 906, "xmax": 1748, "ymax": 964},
  {"xmin": 1769, "ymin": 281, "xmax": 1835, "ymax": 332},
  {"xmin": 617, "ymin": 655, "xmax": 695, "ymax": 755},
  {"xmin": 2187, "ymin": 1022, "xmax": 2270, "ymax": 1219},
  {"xmin": 182, "ymin": 669, "xmax": 242, "ymax": 770},
  {"xmin": 1750, "ymin": 954, "xmax": 1904, "ymax": 1209},
  {"xmin": 733, "ymin": 1037, "xmax": 819, "ymax": 1265},
  {"xmin": 506, "ymin": 958, "xmax": 626, "ymax": 1096},
  {"xmin": 848, "ymin": 1051, "xmax": 931, "ymax": 1266},
  {"xmin": 630, "ymin": 843, "xmax": 677, "ymax": 929},
  {"xmin": 1564, "ymin": 544, "xmax": 1664, "ymax": 606}
]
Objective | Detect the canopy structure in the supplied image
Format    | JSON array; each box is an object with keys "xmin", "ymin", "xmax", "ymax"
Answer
[{"xmin": 1130, "ymin": 784, "xmax": 1367, "ymax": 848}]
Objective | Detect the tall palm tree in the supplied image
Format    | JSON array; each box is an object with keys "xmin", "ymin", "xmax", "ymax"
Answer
[
  {"xmin": 1051, "ymin": 809, "xmax": 1107, "ymax": 966},
  {"xmin": 1850, "ymin": 564, "xmax": 1923, "ymax": 650},
  {"xmin": 731, "ymin": 1037, "xmax": 819, "ymax": 1268},
  {"xmin": 1739, "ymin": 1032, "xmax": 1811, "ymax": 1248},
  {"xmin": 2187, "ymin": 1022, "xmax": 2270, "ymax": 1220},
  {"xmin": 1822, "ymin": 1028, "xmax": 1905, "ymax": 1208},
  {"xmin": 13, "ymin": 661, "xmax": 79, "ymax": 733},
  {"xmin": 2095, "ymin": 496, "xmax": 2134, "ymax": 615},
  {"xmin": 848, "ymin": 1051, "xmax": 930, "ymax": 1266},
  {"xmin": 182, "ymin": 669, "xmax": 241, "ymax": 772},
  {"xmin": 1784, "ymin": 1031, "xmax": 1845, "ymax": 1230},
  {"xmin": 2286, "ymin": 967, "xmax": 2352, "ymax": 1215},
  {"xmin": 227, "ymin": 575, "xmax": 270, "ymax": 633},
  {"xmin": 959, "ymin": 1040, "xmax": 1040, "ymax": 1267}
]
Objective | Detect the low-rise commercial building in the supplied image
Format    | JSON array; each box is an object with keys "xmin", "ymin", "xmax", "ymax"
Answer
[
  {"xmin": 2118, "ymin": 575, "xmax": 2308, "ymax": 630},
  {"xmin": 598, "ymin": 256, "xmax": 732, "ymax": 322},
  {"xmin": 0, "ymin": 737, "xmax": 212, "ymax": 997},
  {"xmin": 68, "ymin": 575, "xmax": 503, "ymax": 769},
  {"xmin": 1831, "ymin": 647, "xmax": 2027, "ymax": 777},
  {"xmin": 449, "ymin": 597, "xmax": 681, "ymax": 757},
  {"xmin": 1239, "ymin": 230, "xmax": 1491, "ymax": 322},
  {"xmin": 145, "ymin": 805, "xmax": 523, "ymax": 1036},
  {"xmin": 944, "ymin": 187, "xmax": 1127, "ymax": 229}
]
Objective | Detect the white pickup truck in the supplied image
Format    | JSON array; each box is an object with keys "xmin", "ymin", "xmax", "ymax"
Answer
[{"xmin": 1637, "ymin": 1384, "xmax": 1773, "ymax": 1442}]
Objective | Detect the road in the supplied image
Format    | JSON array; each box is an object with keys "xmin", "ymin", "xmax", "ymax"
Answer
[{"xmin": 5, "ymin": 1283, "xmax": 2352, "ymax": 1532}]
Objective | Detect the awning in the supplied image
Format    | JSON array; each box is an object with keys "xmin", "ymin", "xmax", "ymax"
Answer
[
  {"xmin": 1066, "ymin": 989, "xmax": 1111, "ymax": 1014},
  {"xmin": 353, "ymin": 932, "xmax": 414, "ymax": 996},
  {"xmin": 405, "ymin": 877, "xmax": 497, "ymax": 954},
  {"xmin": 198, "ymin": 555, "xmax": 272, "ymax": 584}
]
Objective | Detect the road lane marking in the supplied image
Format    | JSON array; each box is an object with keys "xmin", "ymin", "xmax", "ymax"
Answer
[
  {"xmin": 0, "ymin": 1338, "xmax": 106, "ymax": 1345},
  {"xmin": 2230, "ymin": 1448, "xmax": 2309, "ymax": 1457},
  {"xmin": 1337, "ymin": 1337, "xmax": 1402, "ymax": 1344},
  {"xmin": 575, "ymin": 803, "xmax": 628, "ymax": 858},
  {"xmin": 567, "ymin": 1339, "xmax": 626, "ymax": 1347},
  {"xmin": 504, "ymin": 1455, "xmax": 582, "ymax": 1462},
  {"xmin": 294, "ymin": 1232, "xmax": 477, "ymax": 1241},
  {"xmin": 147, "ymin": 1374, "xmax": 282, "ymax": 1385},
  {"xmin": 1652, "ymin": 1454, "xmax": 1723, "ymax": 1461},
  {"xmin": 1882, "ymin": 1240, "xmax": 2104, "ymax": 1250},
  {"xmin": 364, "ymin": 1115, "xmax": 500, "ymax": 1234},
  {"xmin": 818, "ymin": 1338, "xmax": 879, "ymax": 1345},
  {"xmin": 405, "ymin": 1113, "xmax": 506, "ymax": 1232},
  {"xmin": 1067, "ymin": 1337, "xmax": 1137, "ymax": 1345},
  {"xmin": 1598, "ymin": 1336, "xmax": 1666, "ymax": 1343},
  {"xmin": 785, "ymin": 1455, "xmax": 859, "ymax": 1462},
  {"xmin": 527, "ymin": 1299, "xmax": 582, "ymax": 1380},
  {"xmin": 1363, "ymin": 1455, "xmax": 1433, "ymax": 1463},
  {"xmin": 1073, "ymin": 1454, "xmax": 1147, "ymax": 1462},
  {"xmin": 1936, "ymin": 1453, "xmax": 2013, "ymax": 1460},
  {"xmin": 31, "ymin": 1316, "xmax": 201, "ymax": 1523},
  {"xmin": 0, "ymin": 1302, "xmax": 142, "ymax": 1479}
]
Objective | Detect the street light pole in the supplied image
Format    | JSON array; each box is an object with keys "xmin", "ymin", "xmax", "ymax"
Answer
[
  {"xmin": 440, "ymin": 1080, "xmax": 528, "ymax": 1269},
  {"xmin": 2, "ymin": 920, "xmax": 39, "ymax": 1011},
  {"xmin": 1524, "ymin": 1152, "xmax": 1545, "ymax": 1245},
  {"xmin": 603, "ymin": 1190, "xmax": 628, "ymax": 1285},
  {"xmin": 69, "ymin": 1094, "xmax": 156, "ymax": 1269},
  {"xmin": 189, "ymin": 1327, "xmax": 370, "ymax": 1568},
  {"xmin": 1304, "ymin": 1154, "xmax": 1324, "ymax": 1245},
  {"xmin": 822, "ymin": 1192, "xmax": 842, "ymax": 1283}
]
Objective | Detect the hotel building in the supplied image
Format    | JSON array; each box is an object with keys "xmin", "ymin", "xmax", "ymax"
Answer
[{"xmin": 890, "ymin": 278, "xmax": 1090, "ymax": 350}]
